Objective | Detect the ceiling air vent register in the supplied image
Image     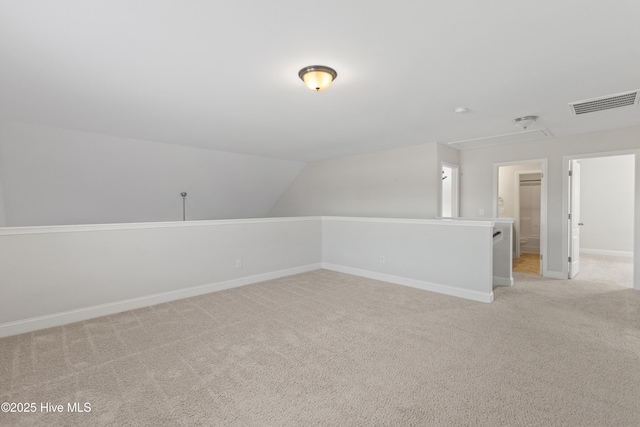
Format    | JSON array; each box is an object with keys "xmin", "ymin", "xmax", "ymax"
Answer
[{"xmin": 569, "ymin": 90, "xmax": 640, "ymax": 115}]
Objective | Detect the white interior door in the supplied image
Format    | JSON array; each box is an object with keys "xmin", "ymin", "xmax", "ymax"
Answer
[
  {"xmin": 441, "ymin": 163, "xmax": 459, "ymax": 217},
  {"xmin": 569, "ymin": 160, "xmax": 581, "ymax": 278}
]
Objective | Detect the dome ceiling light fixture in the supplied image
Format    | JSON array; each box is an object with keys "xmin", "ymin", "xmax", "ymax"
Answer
[
  {"xmin": 512, "ymin": 115, "xmax": 539, "ymax": 130},
  {"xmin": 298, "ymin": 65, "xmax": 337, "ymax": 92}
]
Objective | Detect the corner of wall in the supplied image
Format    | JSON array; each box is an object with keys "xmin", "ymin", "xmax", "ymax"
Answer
[
  {"xmin": 267, "ymin": 142, "xmax": 443, "ymax": 218},
  {"xmin": 266, "ymin": 162, "xmax": 311, "ymax": 217},
  {"xmin": 266, "ymin": 163, "xmax": 309, "ymax": 218},
  {"xmin": 437, "ymin": 142, "xmax": 460, "ymax": 166}
]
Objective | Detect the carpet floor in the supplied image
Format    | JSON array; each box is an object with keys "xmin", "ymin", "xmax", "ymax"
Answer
[
  {"xmin": 1, "ymin": 269, "xmax": 639, "ymax": 426},
  {"xmin": 577, "ymin": 253, "xmax": 633, "ymax": 288}
]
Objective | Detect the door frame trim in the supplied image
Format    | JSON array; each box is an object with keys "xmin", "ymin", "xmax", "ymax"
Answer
[
  {"xmin": 493, "ymin": 159, "xmax": 548, "ymax": 277},
  {"xmin": 562, "ymin": 150, "xmax": 639, "ymax": 283},
  {"xmin": 568, "ymin": 159, "xmax": 580, "ymax": 278},
  {"xmin": 440, "ymin": 161, "xmax": 460, "ymax": 217}
]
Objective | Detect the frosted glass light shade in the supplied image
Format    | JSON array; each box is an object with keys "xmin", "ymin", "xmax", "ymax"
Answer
[
  {"xmin": 302, "ymin": 71, "xmax": 333, "ymax": 91},
  {"xmin": 298, "ymin": 65, "xmax": 337, "ymax": 92},
  {"xmin": 512, "ymin": 115, "xmax": 539, "ymax": 130}
]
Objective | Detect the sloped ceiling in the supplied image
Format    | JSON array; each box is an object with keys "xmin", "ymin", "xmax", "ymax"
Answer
[{"xmin": 1, "ymin": 1, "xmax": 639, "ymax": 162}]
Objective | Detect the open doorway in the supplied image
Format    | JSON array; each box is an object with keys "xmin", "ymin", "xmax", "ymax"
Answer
[
  {"xmin": 517, "ymin": 171, "xmax": 542, "ymax": 259},
  {"xmin": 495, "ymin": 160, "xmax": 548, "ymax": 276},
  {"xmin": 567, "ymin": 154, "xmax": 634, "ymax": 286},
  {"xmin": 441, "ymin": 162, "xmax": 459, "ymax": 217}
]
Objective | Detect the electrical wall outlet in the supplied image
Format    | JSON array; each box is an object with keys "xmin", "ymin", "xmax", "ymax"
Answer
[
  {"xmin": 235, "ymin": 259, "xmax": 242, "ymax": 268},
  {"xmin": 380, "ymin": 256, "xmax": 385, "ymax": 264}
]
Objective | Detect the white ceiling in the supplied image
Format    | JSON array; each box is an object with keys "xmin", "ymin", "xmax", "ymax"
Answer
[{"xmin": 1, "ymin": 1, "xmax": 639, "ymax": 162}]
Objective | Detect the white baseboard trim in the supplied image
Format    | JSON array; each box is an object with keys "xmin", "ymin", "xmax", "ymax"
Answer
[
  {"xmin": 322, "ymin": 263, "xmax": 494, "ymax": 303},
  {"xmin": 493, "ymin": 276, "xmax": 514, "ymax": 287},
  {"xmin": 544, "ymin": 270, "xmax": 566, "ymax": 280},
  {"xmin": 580, "ymin": 248, "xmax": 634, "ymax": 258},
  {"xmin": 0, "ymin": 263, "xmax": 322, "ymax": 338}
]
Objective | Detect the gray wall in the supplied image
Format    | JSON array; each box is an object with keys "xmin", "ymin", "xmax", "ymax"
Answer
[
  {"xmin": 460, "ymin": 125, "xmax": 640, "ymax": 276},
  {"xmin": 0, "ymin": 218, "xmax": 323, "ymax": 336},
  {"xmin": 579, "ymin": 155, "xmax": 634, "ymax": 254},
  {"xmin": 270, "ymin": 142, "xmax": 458, "ymax": 219},
  {"xmin": 322, "ymin": 218, "xmax": 494, "ymax": 302},
  {"xmin": 0, "ymin": 120, "xmax": 305, "ymax": 226}
]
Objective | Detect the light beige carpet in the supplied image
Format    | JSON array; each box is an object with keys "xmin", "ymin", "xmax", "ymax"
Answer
[
  {"xmin": 1, "ymin": 269, "xmax": 639, "ymax": 426},
  {"xmin": 576, "ymin": 253, "xmax": 633, "ymax": 288}
]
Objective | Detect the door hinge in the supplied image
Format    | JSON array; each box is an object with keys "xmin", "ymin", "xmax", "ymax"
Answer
[
  {"xmin": 540, "ymin": 254, "xmax": 543, "ymax": 260},
  {"xmin": 568, "ymin": 256, "xmax": 572, "ymax": 263},
  {"xmin": 568, "ymin": 213, "xmax": 571, "ymax": 220},
  {"xmin": 569, "ymin": 170, "xmax": 573, "ymax": 177}
]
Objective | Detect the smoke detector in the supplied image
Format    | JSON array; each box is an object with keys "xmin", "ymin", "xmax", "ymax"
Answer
[{"xmin": 569, "ymin": 90, "xmax": 640, "ymax": 115}]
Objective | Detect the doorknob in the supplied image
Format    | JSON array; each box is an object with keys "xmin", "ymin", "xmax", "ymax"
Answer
[{"xmin": 578, "ymin": 223, "xmax": 584, "ymax": 226}]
